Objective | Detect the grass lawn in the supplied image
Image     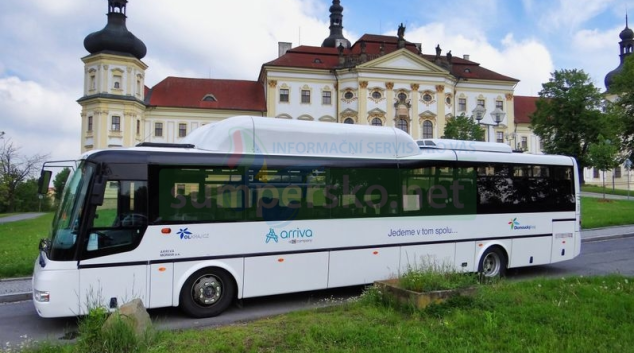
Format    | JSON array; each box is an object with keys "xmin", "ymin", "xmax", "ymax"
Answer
[
  {"xmin": 0, "ymin": 213, "xmax": 52, "ymax": 278},
  {"xmin": 582, "ymin": 184, "xmax": 634, "ymax": 197},
  {"xmin": 25, "ymin": 275, "xmax": 634, "ymax": 353},
  {"xmin": 581, "ymin": 196, "xmax": 634, "ymax": 229}
]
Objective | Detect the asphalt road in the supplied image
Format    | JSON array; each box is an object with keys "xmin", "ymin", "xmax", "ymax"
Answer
[
  {"xmin": 2, "ymin": 236, "xmax": 634, "ymax": 349},
  {"xmin": 0, "ymin": 213, "xmax": 46, "ymax": 224}
]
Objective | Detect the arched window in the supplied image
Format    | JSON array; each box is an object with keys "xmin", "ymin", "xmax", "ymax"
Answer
[
  {"xmin": 397, "ymin": 119, "xmax": 408, "ymax": 133},
  {"xmin": 422, "ymin": 120, "xmax": 433, "ymax": 138},
  {"xmin": 343, "ymin": 118, "xmax": 354, "ymax": 124},
  {"xmin": 371, "ymin": 118, "xmax": 383, "ymax": 126}
]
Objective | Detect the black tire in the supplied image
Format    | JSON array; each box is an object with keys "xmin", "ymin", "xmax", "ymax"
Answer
[
  {"xmin": 478, "ymin": 247, "xmax": 507, "ymax": 278},
  {"xmin": 179, "ymin": 268, "xmax": 235, "ymax": 318}
]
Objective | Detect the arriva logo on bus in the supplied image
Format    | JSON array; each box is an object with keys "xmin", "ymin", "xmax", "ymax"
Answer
[
  {"xmin": 508, "ymin": 218, "xmax": 536, "ymax": 230},
  {"xmin": 265, "ymin": 228, "xmax": 314, "ymax": 244}
]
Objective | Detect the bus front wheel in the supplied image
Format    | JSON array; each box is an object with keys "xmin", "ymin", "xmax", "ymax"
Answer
[
  {"xmin": 180, "ymin": 268, "xmax": 235, "ymax": 318},
  {"xmin": 478, "ymin": 247, "xmax": 507, "ymax": 278}
]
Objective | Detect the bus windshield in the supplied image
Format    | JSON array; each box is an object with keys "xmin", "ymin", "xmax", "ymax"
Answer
[{"xmin": 47, "ymin": 161, "xmax": 95, "ymax": 261}]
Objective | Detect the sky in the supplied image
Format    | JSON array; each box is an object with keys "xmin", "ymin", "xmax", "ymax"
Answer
[{"xmin": 0, "ymin": 0, "xmax": 632, "ymax": 163}]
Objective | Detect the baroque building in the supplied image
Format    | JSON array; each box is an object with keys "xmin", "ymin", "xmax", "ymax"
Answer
[{"xmin": 80, "ymin": 0, "xmax": 536, "ymax": 154}]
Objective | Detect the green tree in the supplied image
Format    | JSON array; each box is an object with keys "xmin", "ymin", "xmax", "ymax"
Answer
[
  {"xmin": 0, "ymin": 139, "xmax": 48, "ymax": 212},
  {"xmin": 608, "ymin": 55, "xmax": 634, "ymax": 159},
  {"xmin": 13, "ymin": 178, "xmax": 47, "ymax": 212},
  {"xmin": 530, "ymin": 69, "xmax": 608, "ymax": 185},
  {"xmin": 588, "ymin": 135, "xmax": 622, "ymax": 198},
  {"xmin": 442, "ymin": 114, "xmax": 485, "ymax": 141},
  {"xmin": 53, "ymin": 167, "xmax": 71, "ymax": 205}
]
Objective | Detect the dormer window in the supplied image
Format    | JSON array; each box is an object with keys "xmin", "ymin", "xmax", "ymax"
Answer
[{"xmin": 202, "ymin": 94, "xmax": 217, "ymax": 102}]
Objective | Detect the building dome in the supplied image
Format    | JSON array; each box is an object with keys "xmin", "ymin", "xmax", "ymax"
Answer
[
  {"xmin": 321, "ymin": 0, "xmax": 351, "ymax": 48},
  {"xmin": 83, "ymin": 1, "xmax": 146, "ymax": 60},
  {"xmin": 620, "ymin": 26, "xmax": 634, "ymax": 40}
]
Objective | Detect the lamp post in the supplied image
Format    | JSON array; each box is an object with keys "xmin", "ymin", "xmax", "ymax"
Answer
[
  {"xmin": 626, "ymin": 159, "xmax": 632, "ymax": 200},
  {"xmin": 472, "ymin": 105, "xmax": 486, "ymax": 141}
]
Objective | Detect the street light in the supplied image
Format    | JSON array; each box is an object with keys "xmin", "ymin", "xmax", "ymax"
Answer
[
  {"xmin": 626, "ymin": 159, "xmax": 632, "ymax": 200},
  {"xmin": 472, "ymin": 104, "xmax": 486, "ymax": 123},
  {"xmin": 490, "ymin": 107, "xmax": 506, "ymax": 126}
]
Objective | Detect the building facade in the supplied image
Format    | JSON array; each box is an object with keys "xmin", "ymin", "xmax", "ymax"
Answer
[{"xmin": 80, "ymin": 0, "xmax": 540, "ymax": 157}]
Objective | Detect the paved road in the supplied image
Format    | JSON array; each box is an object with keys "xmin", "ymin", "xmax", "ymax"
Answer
[
  {"xmin": 581, "ymin": 191, "xmax": 634, "ymax": 200},
  {"xmin": 0, "ymin": 213, "xmax": 46, "ymax": 224}
]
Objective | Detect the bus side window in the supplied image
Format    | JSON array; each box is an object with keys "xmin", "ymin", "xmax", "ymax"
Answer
[{"xmin": 85, "ymin": 180, "xmax": 148, "ymax": 255}]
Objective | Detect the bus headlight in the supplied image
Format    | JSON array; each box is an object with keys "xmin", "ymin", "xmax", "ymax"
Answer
[{"xmin": 34, "ymin": 290, "xmax": 50, "ymax": 302}]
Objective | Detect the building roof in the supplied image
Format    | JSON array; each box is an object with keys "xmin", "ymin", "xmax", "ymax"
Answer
[
  {"xmin": 265, "ymin": 34, "xmax": 519, "ymax": 83},
  {"xmin": 146, "ymin": 77, "xmax": 266, "ymax": 112},
  {"xmin": 514, "ymin": 95, "xmax": 539, "ymax": 124}
]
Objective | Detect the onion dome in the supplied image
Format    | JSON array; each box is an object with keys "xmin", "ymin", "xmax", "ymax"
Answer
[
  {"xmin": 322, "ymin": 0, "xmax": 351, "ymax": 48},
  {"xmin": 84, "ymin": 0, "xmax": 146, "ymax": 60},
  {"xmin": 605, "ymin": 15, "xmax": 634, "ymax": 91}
]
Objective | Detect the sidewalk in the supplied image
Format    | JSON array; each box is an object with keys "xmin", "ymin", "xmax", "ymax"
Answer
[{"xmin": 2, "ymin": 225, "xmax": 634, "ymax": 304}]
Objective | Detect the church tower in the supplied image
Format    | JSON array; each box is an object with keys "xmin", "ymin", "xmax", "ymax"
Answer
[
  {"xmin": 604, "ymin": 14, "xmax": 634, "ymax": 95},
  {"xmin": 78, "ymin": 0, "xmax": 148, "ymax": 153},
  {"xmin": 321, "ymin": 0, "xmax": 351, "ymax": 48}
]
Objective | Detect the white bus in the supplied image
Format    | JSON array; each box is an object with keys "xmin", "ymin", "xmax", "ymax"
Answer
[{"xmin": 34, "ymin": 116, "xmax": 580, "ymax": 318}]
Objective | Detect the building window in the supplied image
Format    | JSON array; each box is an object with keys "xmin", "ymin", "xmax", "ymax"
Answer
[
  {"xmin": 397, "ymin": 92, "xmax": 408, "ymax": 102},
  {"xmin": 136, "ymin": 119, "xmax": 140, "ymax": 135},
  {"xmin": 113, "ymin": 75, "xmax": 122, "ymax": 89},
  {"xmin": 458, "ymin": 98, "xmax": 467, "ymax": 112},
  {"xmin": 301, "ymin": 89, "xmax": 311, "ymax": 104},
  {"xmin": 423, "ymin": 93, "xmax": 433, "ymax": 102},
  {"xmin": 87, "ymin": 116, "xmax": 93, "ymax": 132},
  {"xmin": 397, "ymin": 119, "xmax": 408, "ymax": 133},
  {"xmin": 344, "ymin": 91, "xmax": 354, "ymax": 100},
  {"xmin": 111, "ymin": 116, "xmax": 120, "ymax": 132},
  {"xmin": 521, "ymin": 136, "xmax": 528, "ymax": 150},
  {"xmin": 372, "ymin": 91, "xmax": 382, "ymax": 99},
  {"xmin": 322, "ymin": 91, "xmax": 332, "ymax": 105},
  {"xmin": 593, "ymin": 168, "xmax": 600, "ymax": 178},
  {"xmin": 179, "ymin": 123, "xmax": 187, "ymax": 137},
  {"xmin": 446, "ymin": 96, "xmax": 452, "ymax": 105},
  {"xmin": 496, "ymin": 100, "xmax": 504, "ymax": 111},
  {"xmin": 343, "ymin": 118, "xmax": 354, "ymax": 124},
  {"xmin": 371, "ymin": 118, "xmax": 382, "ymax": 126},
  {"xmin": 280, "ymin": 89, "xmax": 289, "ymax": 102},
  {"xmin": 422, "ymin": 120, "xmax": 433, "ymax": 139},
  {"xmin": 615, "ymin": 166, "xmax": 622, "ymax": 178},
  {"xmin": 155, "ymin": 122, "xmax": 163, "ymax": 137},
  {"xmin": 477, "ymin": 99, "xmax": 485, "ymax": 108},
  {"xmin": 496, "ymin": 131, "xmax": 504, "ymax": 143}
]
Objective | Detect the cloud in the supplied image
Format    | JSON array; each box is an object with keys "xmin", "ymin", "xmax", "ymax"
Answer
[
  {"xmin": 536, "ymin": 0, "xmax": 615, "ymax": 33},
  {"xmin": 405, "ymin": 24, "xmax": 554, "ymax": 96},
  {"xmin": 129, "ymin": 0, "xmax": 330, "ymax": 85},
  {"xmin": 0, "ymin": 76, "xmax": 81, "ymax": 159}
]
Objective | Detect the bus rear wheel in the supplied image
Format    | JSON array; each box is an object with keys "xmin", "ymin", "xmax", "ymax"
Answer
[
  {"xmin": 478, "ymin": 247, "xmax": 507, "ymax": 278},
  {"xmin": 180, "ymin": 268, "xmax": 235, "ymax": 318}
]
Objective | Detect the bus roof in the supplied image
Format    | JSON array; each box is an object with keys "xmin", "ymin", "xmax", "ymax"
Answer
[{"xmin": 180, "ymin": 115, "xmax": 421, "ymax": 159}]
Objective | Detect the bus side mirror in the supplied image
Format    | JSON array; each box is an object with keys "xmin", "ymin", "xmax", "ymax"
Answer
[
  {"xmin": 38, "ymin": 170, "xmax": 52, "ymax": 195},
  {"xmin": 91, "ymin": 175, "xmax": 106, "ymax": 206}
]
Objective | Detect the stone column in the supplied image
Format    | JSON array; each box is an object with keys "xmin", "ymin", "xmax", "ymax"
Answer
[
  {"xmin": 385, "ymin": 82, "xmax": 394, "ymax": 127},
  {"xmin": 435, "ymin": 85, "xmax": 446, "ymax": 138}
]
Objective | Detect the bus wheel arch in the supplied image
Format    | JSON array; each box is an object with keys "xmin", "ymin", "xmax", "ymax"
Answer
[
  {"xmin": 477, "ymin": 245, "xmax": 508, "ymax": 278},
  {"xmin": 179, "ymin": 267, "xmax": 237, "ymax": 318}
]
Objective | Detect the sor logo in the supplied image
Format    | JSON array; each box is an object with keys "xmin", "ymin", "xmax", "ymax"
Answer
[
  {"xmin": 177, "ymin": 228, "xmax": 210, "ymax": 240},
  {"xmin": 508, "ymin": 218, "xmax": 536, "ymax": 231},
  {"xmin": 265, "ymin": 228, "xmax": 313, "ymax": 244}
]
